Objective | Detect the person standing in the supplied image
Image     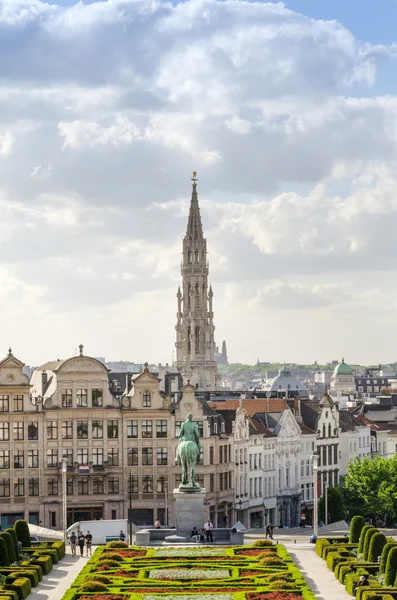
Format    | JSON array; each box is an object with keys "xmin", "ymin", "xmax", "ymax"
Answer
[
  {"xmin": 204, "ymin": 519, "xmax": 213, "ymax": 543},
  {"xmin": 77, "ymin": 530, "xmax": 85, "ymax": 556},
  {"xmin": 119, "ymin": 530, "xmax": 126, "ymax": 542},
  {"xmin": 69, "ymin": 531, "xmax": 77, "ymax": 556},
  {"xmin": 85, "ymin": 530, "xmax": 93, "ymax": 556}
]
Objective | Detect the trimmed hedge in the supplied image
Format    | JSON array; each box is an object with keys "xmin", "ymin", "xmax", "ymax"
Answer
[
  {"xmin": 380, "ymin": 543, "xmax": 397, "ymax": 575},
  {"xmin": 385, "ymin": 546, "xmax": 397, "ymax": 586},
  {"xmin": 350, "ymin": 515, "xmax": 366, "ymax": 543},
  {"xmin": 4, "ymin": 576, "xmax": 31, "ymax": 600},
  {"xmin": 51, "ymin": 541, "xmax": 65, "ymax": 560},
  {"xmin": 4, "ymin": 532, "xmax": 18, "ymax": 562},
  {"xmin": 359, "ymin": 525, "xmax": 374, "ymax": 554},
  {"xmin": 0, "ymin": 539, "xmax": 9, "ymax": 567},
  {"xmin": 363, "ymin": 528, "xmax": 377, "ymax": 561},
  {"xmin": 13, "ymin": 523, "xmax": 29, "ymax": 550},
  {"xmin": 19, "ymin": 562, "xmax": 42, "ymax": 582},
  {"xmin": 368, "ymin": 532, "xmax": 387, "ymax": 563},
  {"xmin": 31, "ymin": 556, "xmax": 52, "ymax": 576},
  {"xmin": 0, "ymin": 535, "xmax": 15, "ymax": 565}
]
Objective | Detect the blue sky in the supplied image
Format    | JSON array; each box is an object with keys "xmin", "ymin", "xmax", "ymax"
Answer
[{"xmin": 1, "ymin": 0, "xmax": 397, "ymax": 366}]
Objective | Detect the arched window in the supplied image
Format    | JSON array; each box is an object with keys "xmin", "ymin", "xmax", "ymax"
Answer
[
  {"xmin": 143, "ymin": 391, "xmax": 151, "ymax": 407},
  {"xmin": 187, "ymin": 284, "xmax": 191, "ymax": 309},
  {"xmin": 328, "ymin": 424, "xmax": 332, "ymax": 438},
  {"xmin": 188, "ymin": 250, "xmax": 192, "ymax": 263},
  {"xmin": 195, "ymin": 327, "xmax": 200, "ymax": 353},
  {"xmin": 322, "ymin": 424, "xmax": 326, "ymax": 438},
  {"xmin": 195, "ymin": 249, "xmax": 200, "ymax": 263},
  {"xmin": 188, "ymin": 326, "xmax": 191, "ymax": 354}
]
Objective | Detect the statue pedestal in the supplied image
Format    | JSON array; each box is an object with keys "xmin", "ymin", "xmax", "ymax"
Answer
[{"xmin": 174, "ymin": 487, "xmax": 206, "ymax": 533}]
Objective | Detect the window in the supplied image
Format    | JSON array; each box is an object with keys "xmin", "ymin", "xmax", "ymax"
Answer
[
  {"xmin": 0, "ymin": 422, "xmax": 9, "ymax": 441},
  {"xmin": 142, "ymin": 475, "xmax": 153, "ymax": 493},
  {"xmin": 328, "ymin": 445, "xmax": 333, "ymax": 465},
  {"xmin": 107, "ymin": 420, "xmax": 119, "ymax": 438},
  {"xmin": 210, "ymin": 473, "xmax": 214, "ymax": 492},
  {"xmin": 108, "ymin": 477, "xmax": 119, "ymax": 494},
  {"xmin": 13, "ymin": 395, "xmax": 23, "ymax": 412},
  {"xmin": 0, "ymin": 478, "xmax": 10, "ymax": 497},
  {"xmin": 28, "ymin": 450, "xmax": 39, "ymax": 468},
  {"xmin": 367, "ymin": 386, "xmax": 372, "ymax": 393},
  {"xmin": 77, "ymin": 448, "xmax": 88, "ymax": 465},
  {"xmin": 286, "ymin": 467, "xmax": 290, "ymax": 488},
  {"xmin": 0, "ymin": 450, "xmax": 10, "ymax": 469},
  {"xmin": 76, "ymin": 389, "xmax": 88, "ymax": 407},
  {"xmin": 129, "ymin": 475, "xmax": 139, "ymax": 494},
  {"xmin": 156, "ymin": 420, "xmax": 167, "ymax": 438},
  {"xmin": 221, "ymin": 421, "xmax": 225, "ymax": 433},
  {"xmin": 219, "ymin": 446, "xmax": 223, "ymax": 464},
  {"xmin": 92, "ymin": 420, "xmax": 103, "ymax": 439},
  {"xmin": 249, "ymin": 455, "xmax": 252, "ymax": 469},
  {"xmin": 62, "ymin": 421, "xmax": 73, "ymax": 439},
  {"xmin": 67, "ymin": 479, "xmax": 74, "ymax": 495},
  {"xmin": 108, "ymin": 448, "xmax": 119, "ymax": 466},
  {"xmin": 47, "ymin": 421, "xmax": 58, "ymax": 440},
  {"xmin": 92, "ymin": 448, "xmax": 103, "ymax": 466},
  {"xmin": 93, "ymin": 478, "xmax": 104, "ymax": 494},
  {"xmin": 306, "ymin": 459, "xmax": 310, "ymax": 476},
  {"xmin": 300, "ymin": 460, "xmax": 304, "ymax": 477},
  {"xmin": 142, "ymin": 420, "xmax": 152, "ymax": 438},
  {"xmin": 64, "ymin": 449, "xmax": 73, "ymax": 466},
  {"xmin": 143, "ymin": 391, "xmax": 151, "ymax": 407},
  {"xmin": 29, "ymin": 477, "xmax": 39, "ymax": 496},
  {"xmin": 127, "ymin": 420, "xmax": 138, "ymax": 438},
  {"xmin": 92, "ymin": 388, "xmax": 103, "ymax": 407},
  {"xmin": 0, "ymin": 396, "xmax": 9, "ymax": 412},
  {"xmin": 157, "ymin": 447, "xmax": 168, "ymax": 465},
  {"xmin": 61, "ymin": 389, "xmax": 72, "ymax": 408},
  {"xmin": 142, "ymin": 447, "xmax": 153, "ymax": 466},
  {"xmin": 197, "ymin": 421, "xmax": 204, "ymax": 437},
  {"xmin": 128, "ymin": 448, "xmax": 138, "ymax": 466},
  {"xmin": 209, "ymin": 446, "xmax": 214, "ymax": 465},
  {"xmin": 213, "ymin": 422, "xmax": 218, "ymax": 434},
  {"xmin": 157, "ymin": 475, "xmax": 167, "ymax": 493},
  {"xmin": 13, "ymin": 422, "xmax": 24, "ymax": 441},
  {"xmin": 219, "ymin": 473, "xmax": 223, "ymax": 491},
  {"xmin": 47, "ymin": 449, "xmax": 58, "ymax": 468},
  {"xmin": 14, "ymin": 451, "xmax": 24, "ymax": 469},
  {"xmin": 14, "ymin": 478, "xmax": 24, "ymax": 497},
  {"xmin": 77, "ymin": 421, "xmax": 88, "ymax": 439},
  {"xmin": 78, "ymin": 478, "xmax": 89, "ymax": 494},
  {"xmin": 359, "ymin": 438, "xmax": 362, "ymax": 448},
  {"xmin": 333, "ymin": 444, "xmax": 338, "ymax": 464},
  {"xmin": 28, "ymin": 422, "xmax": 38, "ymax": 440},
  {"xmin": 48, "ymin": 478, "xmax": 58, "ymax": 495}
]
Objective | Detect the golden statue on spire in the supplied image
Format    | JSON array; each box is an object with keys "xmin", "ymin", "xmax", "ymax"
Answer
[{"xmin": 191, "ymin": 170, "xmax": 197, "ymax": 184}]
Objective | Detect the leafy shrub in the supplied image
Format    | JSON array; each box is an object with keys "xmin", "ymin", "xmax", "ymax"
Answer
[
  {"xmin": 0, "ymin": 537, "xmax": 10, "ymax": 566},
  {"xmin": 13, "ymin": 522, "xmax": 30, "ymax": 549},
  {"xmin": 268, "ymin": 581, "xmax": 297, "ymax": 590},
  {"xmin": 5, "ymin": 576, "xmax": 31, "ymax": 599},
  {"xmin": 380, "ymin": 543, "xmax": 397, "ymax": 575},
  {"xmin": 253, "ymin": 539, "xmax": 274, "ymax": 547},
  {"xmin": 80, "ymin": 581, "xmax": 109, "ymax": 592},
  {"xmin": 79, "ymin": 596, "xmax": 126, "ymax": 600},
  {"xmin": 50, "ymin": 541, "xmax": 65, "ymax": 560},
  {"xmin": 99, "ymin": 553, "xmax": 124, "ymax": 562},
  {"xmin": 363, "ymin": 528, "xmax": 377, "ymax": 561},
  {"xmin": 259, "ymin": 555, "xmax": 284, "ymax": 566},
  {"xmin": 350, "ymin": 516, "xmax": 366, "ymax": 543},
  {"xmin": 1, "ymin": 534, "xmax": 16, "ymax": 564},
  {"xmin": 358, "ymin": 526, "xmax": 373, "ymax": 554},
  {"xmin": 105, "ymin": 542, "xmax": 128, "ymax": 549},
  {"xmin": 97, "ymin": 560, "xmax": 122, "ymax": 570},
  {"xmin": 368, "ymin": 532, "xmax": 387, "ymax": 563},
  {"xmin": 247, "ymin": 594, "xmax": 304, "ymax": 600},
  {"xmin": 267, "ymin": 572, "xmax": 290, "ymax": 582},
  {"xmin": 4, "ymin": 531, "xmax": 18, "ymax": 562},
  {"xmin": 84, "ymin": 574, "xmax": 112, "ymax": 584},
  {"xmin": 384, "ymin": 546, "xmax": 397, "ymax": 586}
]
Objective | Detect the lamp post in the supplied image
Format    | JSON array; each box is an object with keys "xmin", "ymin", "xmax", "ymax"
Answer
[
  {"xmin": 165, "ymin": 481, "xmax": 168, "ymax": 528},
  {"xmin": 238, "ymin": 499, "xmax": 243, "ymax": 524},
  {"xmin": 60, "ymin": 457, "xmax": 68, "ymax": 545},
  {"xmin": 128, "ymin": 471, "xmax": 133, "ymax": 546},
  {"xmin": 311, "ymin": 452, "xmax": 319, "ymax": 537},
  {"xmin": 325, "ymin": 481, "xmax": 328, "ymax": 526}
]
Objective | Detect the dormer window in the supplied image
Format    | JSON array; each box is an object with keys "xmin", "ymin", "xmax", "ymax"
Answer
[
  {"xmin": 143, "ymin": 391, "xmax": 151, "ymax": 407},
  {"xmin": 221, "ymin": 422, "xmax": 225, "ymax": 433},
  {"xmin": 213, "ymin": 422, "xmax": 218, "ymax": 435}
]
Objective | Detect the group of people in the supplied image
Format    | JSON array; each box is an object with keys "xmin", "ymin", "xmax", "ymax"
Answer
[
  {"xmin": 191, "ymin": 520, "xmax": 214, "ymax": 543},
  {"xmin": 69, "ymin": 530, "xmax": 93, "ymax": 557}
]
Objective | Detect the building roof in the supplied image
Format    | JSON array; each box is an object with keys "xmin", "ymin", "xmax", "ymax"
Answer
[
  {"xmin": 262, "ymin": 366, "xmax": 308, "ymax": 394},
  {"xmin": 355, "ymin": 414, "xmax": 390, "ymax": 432},
  {"xmin": 338, "ymin": 410, "xmax": 366, "ymax": 432},
  {"xmin": 333, "ymin": 358, "xmax": 353, "ymax": 376},
  {"xmin": 209, "ymin": 398, "xmax": 289, "ymax": 417}
]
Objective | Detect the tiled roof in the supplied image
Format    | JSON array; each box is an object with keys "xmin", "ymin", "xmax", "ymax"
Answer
[
  {"xmin": 339, "ymin": 410, "xmax": 366, "ymax": 432},
  {"xmin": 355, "ymin": 414, "xmax": 390, "ymax": 431},
  {"xmin": 209, "ymin": 398, "xmax": 289, "ymax": 416}
]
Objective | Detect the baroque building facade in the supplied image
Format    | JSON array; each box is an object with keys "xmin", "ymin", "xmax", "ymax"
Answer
[{"xmin": 174, "ymin": 173, "xmax": 219, "ymax": 391}]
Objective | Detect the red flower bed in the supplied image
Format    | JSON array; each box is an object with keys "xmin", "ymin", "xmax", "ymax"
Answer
[
  {"xmin": 113, "ymin": 569, "xmax": 137, "ymax": 578},
  {"xmin": 127, "ymin": 588, "xmax": 256, "ymax": 594},
  {"xmin": 236, "ymin": 549, "xmax": 272, "ymax": 556},
  {"xmin": 241, "ymin": 571, "xmax": 266, "ymax": 576},
  {"xmin": 247, "ymin": 593, "xmax": 304, "ymax": 600},
  {"xmin": 105, "ymin": 550, "xmax": 146, "ymax": 558},
  {"xmin": 80, "ymin": 596, "xmax": 127, "ymax": 600}
]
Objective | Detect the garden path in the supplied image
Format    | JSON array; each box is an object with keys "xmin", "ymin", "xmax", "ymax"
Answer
[
  {"xmin": 29, "ymin": 544, "xmax": 94, "ymax": 600},
  {"xmin": 284, "ymin": 541, "xmax": 353, "ymax": 600}
]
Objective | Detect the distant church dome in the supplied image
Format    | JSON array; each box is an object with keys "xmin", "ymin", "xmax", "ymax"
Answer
[
  {"xmin": 333, "ymin": 358, "xmax": 353, "ymax": 377},
  {"xmin": 264, "ymin": 366, "xmax": 307, "ymax": 395}
]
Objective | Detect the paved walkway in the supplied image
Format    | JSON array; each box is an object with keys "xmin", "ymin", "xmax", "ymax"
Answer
[
  {"xmin": 29, "ymin": 545, "xmax": 94, "ymax": 600},
  {"xmin": 284, "ymin": 541, "xmax": 353, "ymax": 600}
]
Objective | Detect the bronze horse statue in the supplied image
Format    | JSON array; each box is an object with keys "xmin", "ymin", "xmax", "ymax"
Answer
[{"xmin": 175, "ymin": 414, "xmax": 201, "ymax": 488}]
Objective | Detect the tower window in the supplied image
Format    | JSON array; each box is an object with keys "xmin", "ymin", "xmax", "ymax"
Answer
[
  {"xmin": 188, "ymin": 251, "xmax": 192, "ymax": 263},
  {"xmin": 195, "ymin": 249, "xmax": 200, "ymax": 263},
  {"xmin": 195, "ymin": 327, "xmax": 200, "ymax": 353},
  {"xmin": 143, "ymin": 391, "xmax": 151, "ymax": 407}
]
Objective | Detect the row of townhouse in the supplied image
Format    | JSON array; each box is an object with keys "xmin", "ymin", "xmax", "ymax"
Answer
[{"xmin": 0, "ymin": 347, "xmax": 387, "ymax": 532}]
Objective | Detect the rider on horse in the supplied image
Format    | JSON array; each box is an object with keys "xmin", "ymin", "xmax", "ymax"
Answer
[{"xmin": 176, "ymin": 414, "xmax": 201, "ymax": 488}]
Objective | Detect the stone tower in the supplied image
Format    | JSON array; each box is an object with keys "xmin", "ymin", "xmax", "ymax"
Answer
[{"xmin": 174, "ymin": 172, "xmax": 219, "ymax": 391}]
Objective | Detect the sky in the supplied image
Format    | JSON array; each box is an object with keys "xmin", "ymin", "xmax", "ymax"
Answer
[{"xmin": 1, "ymin": 0, "xmax": 397, "ymax": 367}]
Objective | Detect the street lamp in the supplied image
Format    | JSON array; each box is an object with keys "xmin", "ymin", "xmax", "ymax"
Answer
[
  {"xmin": 237, "ymin": 499, "xmax": 243, "ymax": 524},
  {"xmin": 311, "ymin": 452, "xmax": 319, "ymax": 537},
  {"xmin": 325, "ymin": 481, "xmax": 328, "ymax": 526},
  {"xmin": 60, "ymin": 457, "xmax": 68, "ymax": 545}
]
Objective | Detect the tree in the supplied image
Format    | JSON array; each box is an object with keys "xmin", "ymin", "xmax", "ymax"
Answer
[
  {"xmin": 344, "ymin": 455, "xmax": 397, "ymax": 521},
  {"xmin": 318, "ymin": 486, "xmax": 346, "ymax": 523}
]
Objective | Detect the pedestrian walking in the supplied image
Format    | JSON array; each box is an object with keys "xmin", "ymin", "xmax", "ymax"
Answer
[
  {"xmin": 69, "ymin": 531, "xmax": 77, "ymax": 556},
  {"xmin": 85, "ymin": 530, "xmax": 93, "ymax": 556},
  {"xmin": 204, "ymin": 519, "xmax": 213, "ymax": 543},
  {"xmin": 77, "ymin": 530, "xmax": 85, "ymax": 556}
]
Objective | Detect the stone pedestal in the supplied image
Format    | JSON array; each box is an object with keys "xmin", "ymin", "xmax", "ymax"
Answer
[{"xmin": 174, "ymin": 487, "xmax": 206, "ymax": 533}]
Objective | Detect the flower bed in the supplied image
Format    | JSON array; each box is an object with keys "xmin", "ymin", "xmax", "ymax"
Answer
[{"xmin": 61, "ymin": 542, "xmax": 317, "ymax": 600}]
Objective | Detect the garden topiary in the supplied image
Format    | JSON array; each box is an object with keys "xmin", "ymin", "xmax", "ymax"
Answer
[
  {"xmin": 99, "ymin": 552, "xmax": 124, "ymax": 562},
  {"xmin": 97, "ymin": 559, "xmax": 122, "ymax": 570},
  {"xmin": 253, "ymin": 539, "xmax": 273, "ymax": 547},
  {"xmin": 384, "ymin": 545, "xmax": 397, "ymax": 586},
  {"xmin": 363, "ymin": 528, "xmax": 377, "ymax": 561},
  {"xmin": 13, "ymin": 520, "xmax": 30, "ymax": 548},
  {"xmin": 0, "ymin": 537, "xmax": 10, "ymax": 566},
  {"xmin": 5, "ymin": 529, "xmax": 19, "ymax": 561},
  {"xmin": 0, "ymin": 532, "xmax": 16, "ymax": 564},
  {"xmin": 267, "ymin": 572, "xmax": 291, "ymax": 582},
  {"xmin": 268, "ymin": 581, "xmax": 297, "ymax": 590},
  {"xmin": 349, "ymin": 516, "xmax": 365, "ymax": 543},
  {"xmin": 80, "ymin": 581, "xmax": 109, "ymax": 592},
  {"xmin": 259, "ymin": 555, "xmax": 284, "ymax": 566},
  {"xmin": 105, "ymin": 541, "xmax": 128, "ymax": 549},
  {"xmin": 84, "ymin": 574, "xmax": 112, "ymax": 584},
  {"xmin": 358, "ymin": 525, "xmax": 373, "ymax": 555},
  {"xmin": 380, "ymin": 543, "xmax": 397, "ymax": 574},
  {"xmin": 368, "ymin": 531, "xmax": 387, "ymax": 563}
]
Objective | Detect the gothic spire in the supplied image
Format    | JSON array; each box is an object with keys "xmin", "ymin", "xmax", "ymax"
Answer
[{"xmin": 186, "ymin": 171, "xmax": 204, "ymax": 241}]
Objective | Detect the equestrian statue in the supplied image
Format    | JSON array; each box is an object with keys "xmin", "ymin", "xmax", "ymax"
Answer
[{"xmin": 175, "ymin": 414, "xmax": 201, "ymax": 489}]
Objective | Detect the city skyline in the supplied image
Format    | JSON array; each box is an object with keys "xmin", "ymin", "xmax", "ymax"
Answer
[{"xmin": 1, "ymin": 1, "xmax": 397, "ymax": 365}]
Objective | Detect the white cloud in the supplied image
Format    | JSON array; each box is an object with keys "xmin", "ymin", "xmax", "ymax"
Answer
[
  {"xmin": 0, "ymin": 131, "xmax": 13, "ymax": 156},
  {"xmin": 30, "ymin": 163, "xmax": 52, "ymax": 180},
  {"xmin": 58, "ymin": 116, "xmax": 141, "ymax": 149}
]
